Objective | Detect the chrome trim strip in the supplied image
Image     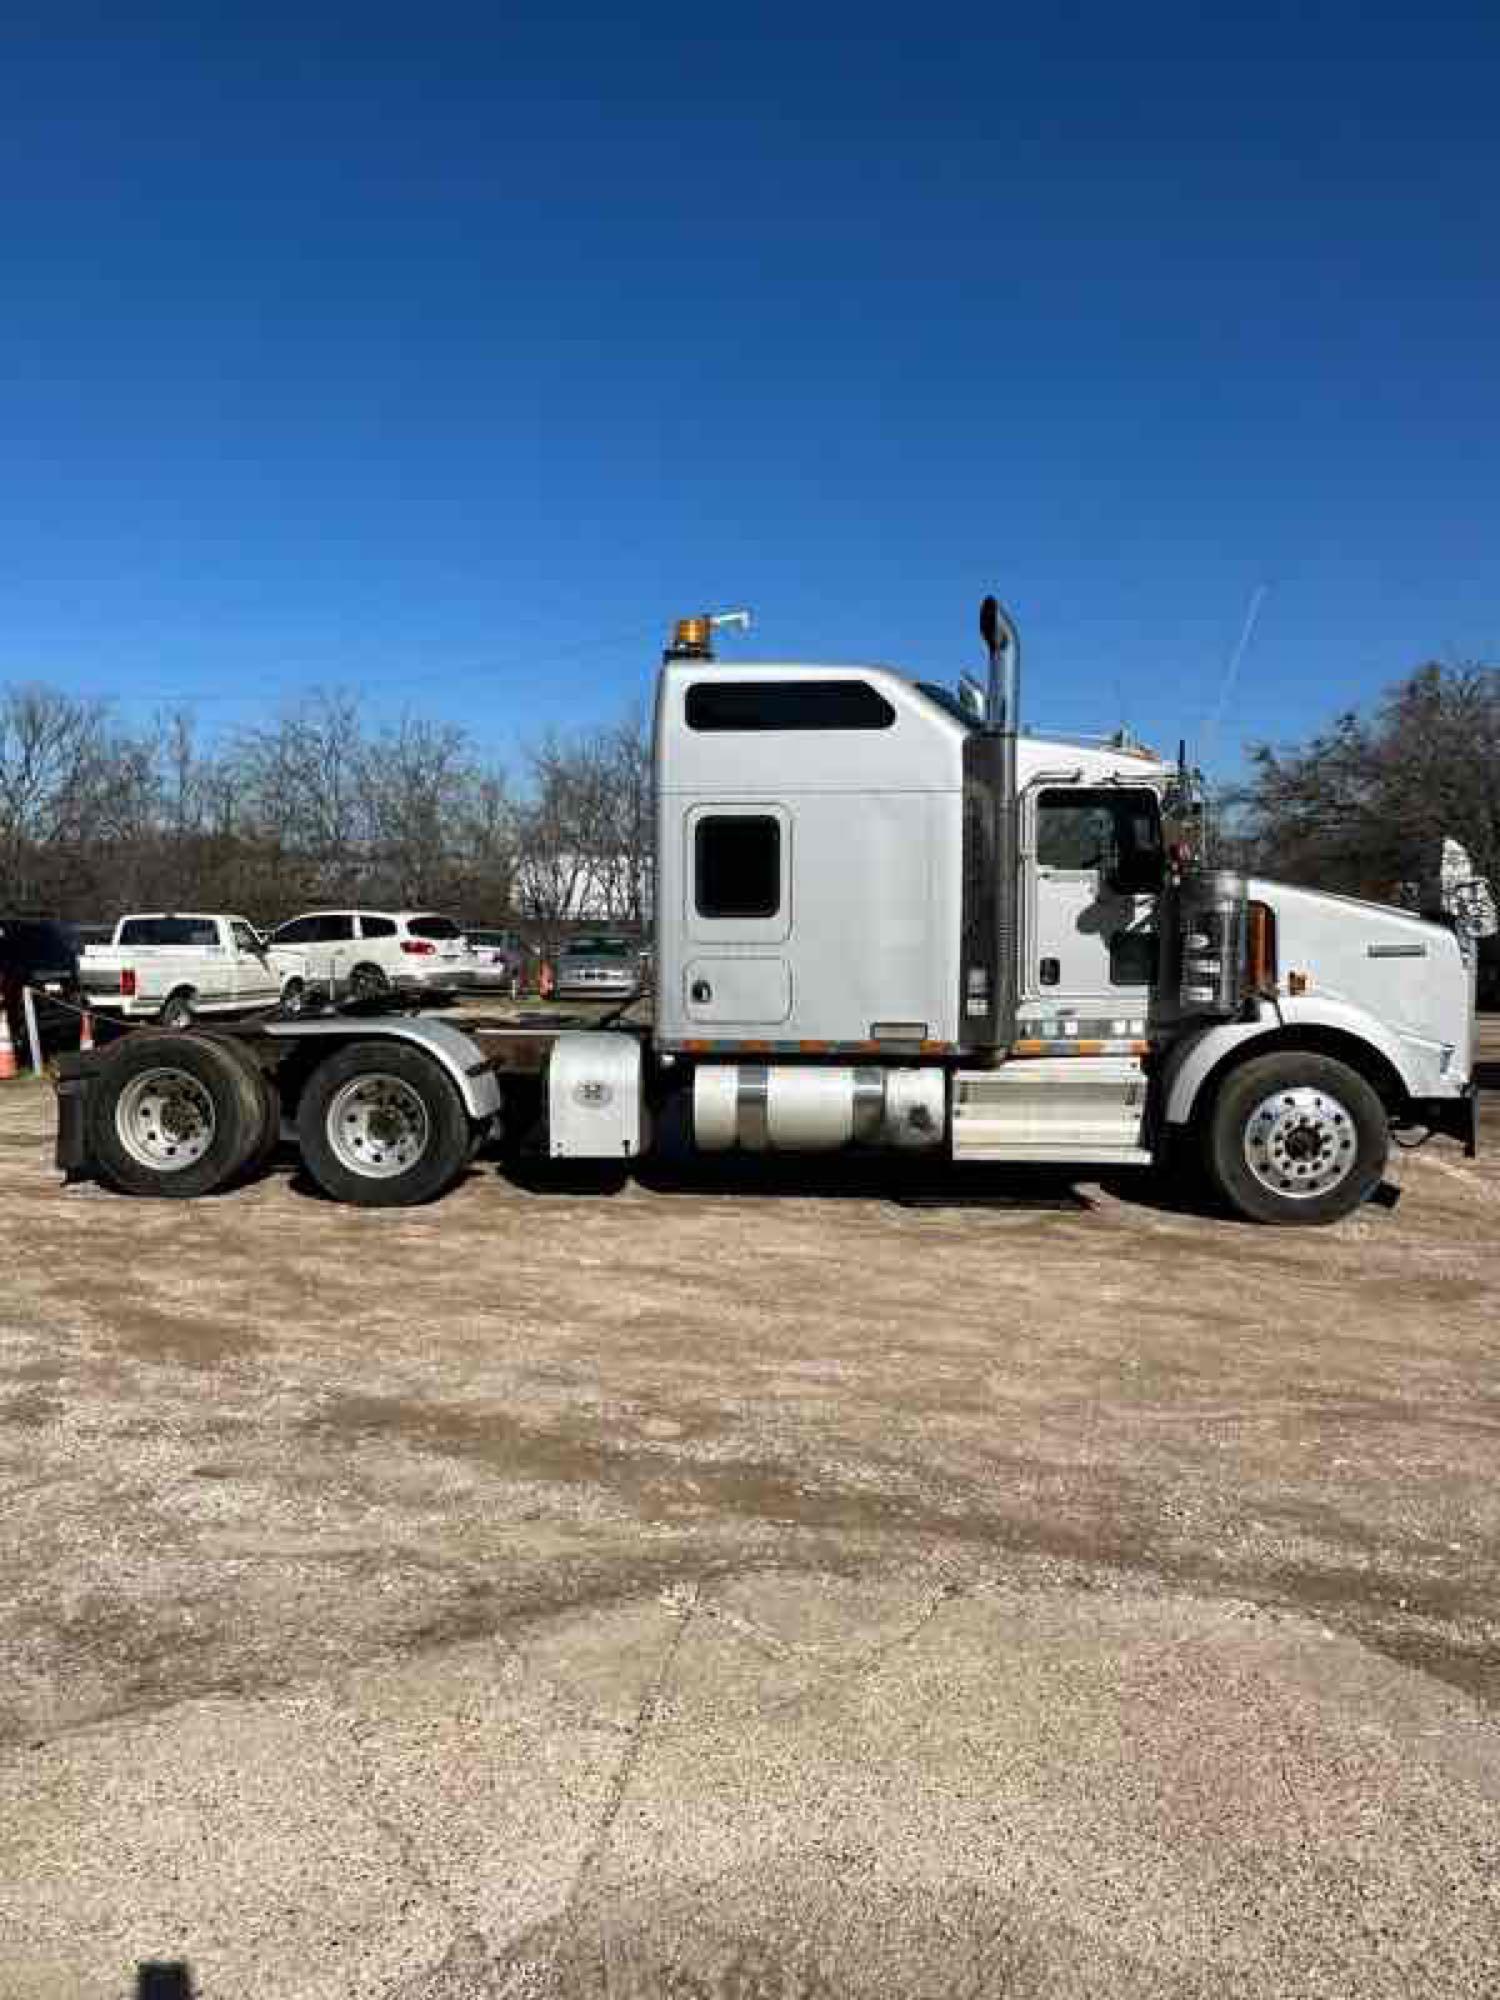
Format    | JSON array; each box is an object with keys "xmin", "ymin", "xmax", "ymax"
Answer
[{"xmin": 851, "ymin": 1066, "xmax": 886, "ymax": 1145}]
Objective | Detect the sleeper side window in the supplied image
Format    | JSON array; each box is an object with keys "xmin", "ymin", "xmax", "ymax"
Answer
[{"xmin": 695, "ymin": 815, "xmax": 781, "ymax": 920}]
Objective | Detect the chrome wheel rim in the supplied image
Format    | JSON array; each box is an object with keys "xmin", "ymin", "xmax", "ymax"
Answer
[
  {"xmin": 116, "ymin": 1067, "xmax": 217, "ymax": 1172},
  {"xmin": 327, "ymin": 1074, "xmax": 429, "ymax": 1178},
  {"xmin": 1243, "ymin": 1085, "xmax": 1358, "ymax": 1200}
]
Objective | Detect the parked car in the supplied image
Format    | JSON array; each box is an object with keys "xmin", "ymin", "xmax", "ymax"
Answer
[
  {"xmin": 78, "ymin": 913, "xmax": 296, "ymax": 1027},
  {"xmin": 0, "ymin": 916, "xmax": 82, "ymax": 1046},
  {"xmin": 552, "ymin": 934, "xmax": 643, "ymax": 1002},
  {"xmin": 268, "ymin": 910, "xmax": 471, "ymax": 1007},
  {"xmin": 462, "ymin": 927, "xmax": 527, "ymax": 997}
]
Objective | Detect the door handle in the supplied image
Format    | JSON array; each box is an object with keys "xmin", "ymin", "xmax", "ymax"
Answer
[
  {"xmin": 691, "ymin": 978, "xmax": 712, "ymax": 1003},
  {"xmin": 1039, "ymin": 957, "xmax": 1060, "ymax": 986}
]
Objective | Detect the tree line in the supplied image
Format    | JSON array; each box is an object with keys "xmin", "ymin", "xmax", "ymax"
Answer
[
  {"xmin": 4, "ymin": 656, "xmax": 1496, "ymax": 939},
  {"xmin": 0, "ymin": 684, "xmax": 651, "ymax": 946}
]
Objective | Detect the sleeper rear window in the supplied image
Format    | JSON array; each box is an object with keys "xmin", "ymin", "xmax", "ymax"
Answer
[{"xmin": 686, "ymin": 681, "xmax": 896, "ymax": 732}]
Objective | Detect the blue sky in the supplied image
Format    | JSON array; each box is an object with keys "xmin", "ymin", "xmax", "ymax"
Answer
[{"xmin": 1, "ymin": 3, "xmax": 1496, "ymax": 776}]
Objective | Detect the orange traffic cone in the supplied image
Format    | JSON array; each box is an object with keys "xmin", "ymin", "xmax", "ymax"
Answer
[
  {"xmin": 79, "ymin": 1009, "xmax": 95, "ymax": 1053},
  {"xmin": 0, "ymin": 1007, "xmax": 18, "ymax": 1082}
]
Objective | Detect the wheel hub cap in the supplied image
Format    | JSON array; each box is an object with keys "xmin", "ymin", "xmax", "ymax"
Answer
[
  {"xmin": 1243, "ymin": 1086, "xmax": 1358, "ymax": 1200},
  {"xmin": 116, "ymin": 1068, "xmax": 217, "ymax": 1171},
  {"xmin": 327, "ymin": 1075, "xmax": 430, "ymax": 1179}
]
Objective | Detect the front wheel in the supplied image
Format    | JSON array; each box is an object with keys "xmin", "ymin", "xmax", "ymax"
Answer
[
  {"xmin": 1204, "ymin": 1051, "xmax": 1389, "ymax": 1225},
  {"xmin": 296, "ymin": 1041, "xmax": 473, "ymax": 1206}
]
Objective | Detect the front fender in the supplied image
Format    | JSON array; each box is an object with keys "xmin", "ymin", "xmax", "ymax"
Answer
[{"xmin": 1162, "ymin": 995, "xmax": 1432, "ymax": 1128}]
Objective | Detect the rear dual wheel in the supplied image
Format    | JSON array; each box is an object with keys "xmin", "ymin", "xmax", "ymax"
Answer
[
  {"xmin": 295, "ymin": 1041, "xmax": 474, "ymax": 1207},
  {"xmin": 88, "ymin": 1033, "xmax": 274, "ymax": 1199}
]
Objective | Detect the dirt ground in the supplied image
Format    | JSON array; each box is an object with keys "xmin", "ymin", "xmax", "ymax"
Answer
[{"xmin": 2, "ymin": 1027, "xmax": 1500, "ymax": 1997}]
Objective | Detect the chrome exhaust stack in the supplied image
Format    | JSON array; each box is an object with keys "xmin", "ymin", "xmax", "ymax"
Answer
[{"xmin": 958, "ymin": 597, "xmax": 1022, "ymax": 1058}]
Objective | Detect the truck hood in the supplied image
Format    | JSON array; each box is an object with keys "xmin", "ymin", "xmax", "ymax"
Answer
[{"xmin": 1250, "ymin": 876, "xmax": 1471, "ymax": 1073}]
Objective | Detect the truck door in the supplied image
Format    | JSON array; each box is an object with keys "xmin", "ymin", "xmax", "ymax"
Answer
[
  {"xmin": 1026, "ymin": 786, "xmax": 1162, "ymax": 1021},
  {"xmin": 681, "ymin": 803, "xmax": 793, "ymax": 1026}
]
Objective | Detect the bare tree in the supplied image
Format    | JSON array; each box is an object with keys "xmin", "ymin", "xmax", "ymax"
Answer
[
  {"xmin": 0, "ymin": 686, "xmax": 114, "ymax": 907},
  {"xmin": 1231, "ymin": 661, "xmax": 1500, "ymax": 898},
  {"xmin": 0, "ymin": 672, "xmax": 637, "ymax": 940}
]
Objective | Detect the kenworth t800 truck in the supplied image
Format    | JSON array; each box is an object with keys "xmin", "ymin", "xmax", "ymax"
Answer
[{"xmin": 54, "ymin": 601, "xmax": 1488, "ymax": 1225}]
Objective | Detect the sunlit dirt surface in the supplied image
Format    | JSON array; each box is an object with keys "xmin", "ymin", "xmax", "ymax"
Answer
[{"xmin": 2, "ymin": 1036, "xmax": 1498, "ymax": 1997}]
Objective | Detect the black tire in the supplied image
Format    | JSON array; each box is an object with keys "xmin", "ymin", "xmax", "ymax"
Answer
[
  {"xmin": 244, "ymin": 1068, "xmax": 283, "ymax": 1180},
  {"xmin": 1203, "ymin": 1050, "xmax": 1389, "ymax": 1226},
  {"xmin": 295, "ymin": 1040, "xmax": 472, "ymax": 1207},
  {"xmin": 87, "ymin": 1032, "xmax": 264, "ymax": 1199},
  {"xmin": 348, "ymin": 963, "xmax": 390, "ymax": 1006},
  {"xmin": 159, "ymin": 989, "xmax": 196, "ymax": 1031},
  {"xmin": 195, "ymin": 1032, "xmax": 284, "ymax": 1185}
]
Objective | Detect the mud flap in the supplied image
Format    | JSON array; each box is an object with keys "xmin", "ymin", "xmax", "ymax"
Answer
[
  {"xmin": 52, "ymin": 1051, "xmax": 100, "ymax": 1181},
  {"xmin": 1412, "ymin": 1088, "xmax": 1479, "ymax": 1159}
]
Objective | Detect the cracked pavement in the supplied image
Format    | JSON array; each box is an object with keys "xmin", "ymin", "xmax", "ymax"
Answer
[{"xmin": 2, "ymin": 1057, "xmax": 1500, "ymax": 1996}]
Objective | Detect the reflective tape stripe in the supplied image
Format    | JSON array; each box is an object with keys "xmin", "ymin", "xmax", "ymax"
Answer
[
  {"xmin": 1011, "ymin": 1038, "xmax": 1151, "ymax": 1058},
  {"xmin": 662, "ymin": 1039, "xmax": 956, "ymax": 1057}
]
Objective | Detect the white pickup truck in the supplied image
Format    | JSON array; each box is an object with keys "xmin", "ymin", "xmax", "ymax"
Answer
[{"xmin": 79, "ymin": 914, "xmax": 302, "ymax": 1029}]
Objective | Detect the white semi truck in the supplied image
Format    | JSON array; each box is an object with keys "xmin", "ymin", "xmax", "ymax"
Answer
[{"xmin": 54, "ymin": 602, "xmax": 1489, "ymax": 1225}]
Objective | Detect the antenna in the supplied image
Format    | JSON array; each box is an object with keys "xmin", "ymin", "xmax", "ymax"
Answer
[{"xmin": 1200, "ymin": 583, "xmax": 1268, "ymax": 771}]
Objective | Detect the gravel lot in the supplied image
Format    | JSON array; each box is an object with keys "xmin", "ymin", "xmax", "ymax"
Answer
[{"xmin": 3, "ymin": 1029, "xmax": 1499, "ymax": 1997}]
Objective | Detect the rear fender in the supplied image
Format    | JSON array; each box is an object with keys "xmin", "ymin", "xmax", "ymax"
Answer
[{"xmin": 260, "ymin": 1016, "xmax": 502, "ymax": 1120}]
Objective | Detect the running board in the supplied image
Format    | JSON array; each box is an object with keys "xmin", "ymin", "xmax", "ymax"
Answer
[{"xmin": 951, "ymin": 1057, "xmax": 1152, "ymax": 1164}]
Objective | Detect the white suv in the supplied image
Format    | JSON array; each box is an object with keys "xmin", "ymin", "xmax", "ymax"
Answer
[{"xmin": 269, "ymin": 910, "xmax": 471, "ymax": 1009}]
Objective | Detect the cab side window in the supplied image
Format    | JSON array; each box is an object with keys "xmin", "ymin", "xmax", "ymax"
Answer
[{"xmin": 1037, "ymin": 789, "xmax": 1163, "ymax": 890}]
